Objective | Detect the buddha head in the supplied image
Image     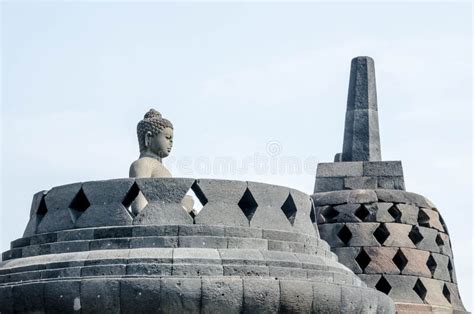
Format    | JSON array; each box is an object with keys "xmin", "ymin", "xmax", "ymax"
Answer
[{"xmin": 137, "ymin": 109, "xmax": 174, "ymax": 159}]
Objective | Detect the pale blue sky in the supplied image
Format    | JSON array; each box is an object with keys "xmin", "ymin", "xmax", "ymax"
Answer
[{"xmin": 1, "ymin": 1, "xmax": 472, "ymax": 308}]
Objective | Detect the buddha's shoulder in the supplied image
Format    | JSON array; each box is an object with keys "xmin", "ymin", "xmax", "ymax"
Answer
[{"xmin": 130, "ymin": 157, "xmax": 160, "ymax": 168}]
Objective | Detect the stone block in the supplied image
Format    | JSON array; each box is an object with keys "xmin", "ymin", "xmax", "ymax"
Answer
[
  {"xmin": 344, "ymin": 176, "xmax": 377, "ymax": 190},
  {"xmin": 225, "ymin": 226, "xmax": 262, "ymax": 238},
  {"xmin": 0, "ymin": 285, "xmax": 13, "ymax": 313},
  {"xmin": 87, "ymin": 249, "xmax": 129, "ymax": 264},
  {"xmin": 383, "ymin": 274, "xmax": 423, "ymax": 303},
  {"xmin": 81, "ymin": 279, "xmax": 120, "ymax": 314},
  {"xmin": 269, "ymin": 266, "xmax": 307, "ymax": 278},
  {"xmin": 13, "ymin": 282, "xmax": 45, "ymax": 313},
  {"xmin": 242, "ymin": 278, "xmax": 280, "ymax": 313},
  {"xmin": 173, "ymin": 248, "xmax": 221, "ymax": 264},
  {"xmin": 333, "ymin": 247, "xmax": 363, "ymax": 273},
  {"xmin": 268, "ymin": 240, "xmax": 304, "ymax": 253},
  {"xmin": 8, "ymin": 270, "xmax": 41, "ymax": 283},
  {"xmin": 89, "ymin": 238, "xmax": 130, "ymax": 250},
  {"xmin": 246, "ymin": 181, "xmax": 292, "ymax": 232},
  {"xmin": 132, "ymin": 225, "xmax": 179, "ymax": 237},
  {"xmin": 399, "ymin": 248, "xmax": 431, "ymax": 277},
  {"xmin": 314, "ymin": 177, "xmax": 344, "ymax": 192},
  {"xmin": 384, "ymin": 223, "xmax": 416, "ymax": 248},
  {"xmin": 30, "ymin": 232, "xmax": 58, "ymax": 245},
  {"xmin": 160, "ymin": 278, "xmax": 201, "ymax": 313},
  {"xmin": 44, "ymin": 280, "xmax": 81, "ymax": 313},
  {"xmin": 261, "ymin": 250, "xmax": 301, "ymax": 268},
  {"xmin": 50, "ymin": 241, "xmax": 90, "ymax": 254},
  {"xmin": 396, "ymin": 204, "xmax": 418, "ymax": 225},
  {"xmin": 431, "ymin": 253, "xmax": 451, "ymax": 281},
  {"xmin": 375, "ymin": 202, "xmax": 396, "ymax": 223},
  {"xmin": 377, "ymin": 176, "xmax": 405, "ymax": 190},
  {"xmin": 289, "ymin": 190, "xmax": 317, "ymax": 236},
  {"xmin": 128, "ymin": 248, "xmax": 172, "ymax": 263},
  {"xmin": 419, "ymin": 208, "xmax": 445, "ymax": 232},
  {"xmin": 227, "ymin": 237, "xmax": 268, "ymax": 250},
  {"xmin": 37, "ymin": 209, "xmax": 75, "ymax": 233},
  {"xmin": 374, "ymin": 189, "xmax": 431, "ymax": 208},
  {"xmin": 120, "ymin": 278, "xmax": 161, "ymax": 314},
  {"xmin": 129, "ymin": 236, "xmax": 178, "ymax": 248},
  {"xmin": 416, "ymin": 227, "xmax": 439, "ymax": 253},
  {"xmin": 44, "ymin": 183, "xmax": 83, "ymax": 212},
  {"xmin": 364, "ymin": 247, "xmax": 400, "ymax": 274},
  {"xmin": 202, "ymin": 277, "xmax": 243, "ymax": 314},
  {"xmin": 10, "ymin": 237, "xmax": 30, "ymax": 249},
  {"xmin": 41, "ymin": 267, "xmax": 82, "ymax": 279},
  {"xmin": 126, "ymin": 263, "xmax": 172, "ymax": 276},
  {"xmin": 279, "ymin": 280, "xmax": 313, "ymax": 313},
  {"xmin": 219, "ymin": 249, "xmax": 265, "ymax": 265},
  {"xmin": 22, "ymin": 244, "xmax": 51, "ymax": 257},
  {"xmin": 312, "ymin": 282, "xmax": 342, "ymax": 312},
  {"xmin": 172, "ymin": 264, "xmax": 223, "ymax": 276},
  {"xmin": 346, "ymin": 222, "xmax": 381, "ymax": 246},
  {"xmin": 75, "ymin": 204, "xmax": 133, "ymax": 228},
  {"xmin": 316, "ymin": 162, "xmax": 364, "ymax": 177},
  {"xmin": 312, "ymin": 190, "xmax": 377, "ymax": 206},
  {"xmin": 94, "ymin": 227, "xmax": 133, "ymax": 239},
  {"xmin": 420, "ymin": 277, "xmax": 451, "ymax": 307},
  {"xmin": 262, "ymin": 229, "xmax": 302, "ymax": 242},
  {"xmin": 318, "ymin": 223, "xmax": 346, "ymax": 247},
  {"xmin": 57, "ymin": 229, "xmax": 95, "ymax": 242},
  {"xmin": 81, "ymin": 179, "xmax": 135, "ymax": 205},
  {"xmin": 223, "ymin": 265, "xmax": 269, "ymax": 276},
  {"xmin": 81, "ymin": 264, "xmax": 126, "ymax": 277},
  {"xmin": 307, "ymin": 269, "xmax": 334, "ymax": 282},
  {"xmin": 178, "ymin": 225, "xmax": 225, "ymax": 237},
  {"xmin": 194, "ymin": 179, "xmax": 249, "ymax": 227},
  {"xmin": 2, "ymin": 248, "xmax": 22, "ymax": 260},
  {"xmin": 178, "ymin": 236, "xmax": 228, "ymax": 249},
  {"xmin": 363, "ymin": 161, "xmax": 403, "ymax": 177}
]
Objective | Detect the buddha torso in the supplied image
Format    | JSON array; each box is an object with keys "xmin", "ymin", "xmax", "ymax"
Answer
[{"xmin": 129, "ymin": 157, "xmax": 172, "ymax": 178}]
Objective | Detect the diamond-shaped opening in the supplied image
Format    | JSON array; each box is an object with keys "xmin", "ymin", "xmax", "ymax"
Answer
[
  {"xmin": 435, "ymin": 234, "xmax": 445, "ymax": 247},
  {"xmin": 408, "ymin": 226, "xmax": 424, "ymax": 246},
  {"xmin": 69, "ymin": 188, "xmax": 90, "ymax": 222},
  {"xmin": 442, "ymin": 284, "xmax": 451, "ymax": 303},
  {"xmin": 392, "ymin": 249, "xmax": 408, "ymax": 272},
  {"xmin": 447, "ymin": 259, "xmax": 454, "ymax": 282},
  {"xmin": 373, "ymin": 223, "xmax": 390, "ymax": 245},
  {"xmin": 355, "ymin": 248, "xmax": 371, "ymax": 272},
  {"xmin": 337, "ymin": 225, "xmax": 352, "ymax": 245},
  {"xmin": 375, "ymin": 276, "xmax": 392, "ymax": 295},
  {"xmin": 413, "ymin": 278, "xmax": 427, "ymax": 302},
  {"xmin": 321, "ymin": 206, "xmax": 339, "ymax": 222},
  {"xmin": 418, "ymin": 209, "xmax": 430, "ymax": 227},
  {"xmin": 426, "ymin": 254, "xmax": 437, "ymax": 277},
  {"xmin": 439, "ymin": 215, "xmax": 448, "ymax": 234},
  {"xmin": 35, "ymin": 195, "xmax": 48, "ymax": 226},
  {"xmin": 122, "ymin": 182, "xmax": 141, "ymax": 216},
  {"xmin": 238, "ymin": 188, "xmax": 258, "ymax": 222},
  {"xmin": 281, "ymin": 193, "xmax": 297, "ymax": 225},
  {"xmin": 354, "ymin": 205, "xmax": 370, "ymax": 222},
  {"xmin": 388, "ymin": 205, "xmax": 402, "ymax": 223},
  {"xmin": 182, "ymin": 181, "xmax": 208, "ymax": 218}
]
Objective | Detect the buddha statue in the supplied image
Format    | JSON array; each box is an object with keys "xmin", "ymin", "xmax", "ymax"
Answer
[{"xmin": 129, "ymin": 109, "xmax": 193, "ymax": 214}]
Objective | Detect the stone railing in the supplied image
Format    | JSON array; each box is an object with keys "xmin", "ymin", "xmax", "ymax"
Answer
[{"xmin": 24, "ymin": 178, "xmax": 315, "ymax": 237}]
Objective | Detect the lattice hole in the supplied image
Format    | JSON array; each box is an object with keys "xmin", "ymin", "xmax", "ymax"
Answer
[
  {"xmin": 439, "ymin": 215, "xmax": 448, "ymax": 234},
  {"xmin": 281, "ymin": 193, "xmax": 298, "ymax": 225},
  {"xmin": 426, "ymin": 254, "xmax": 437, "ymax": 277},
  {"xmin": 442, "ymin": 284, "xmax": 451, "ymax": 303},
  {"xmin": 321, "ymin": 206, "xmax": 339, "ymax": 221},
  {"xmin": 375, "ymin": 276, "xmax": 391, "ymax": 295},
  {"xmin": 447, "ymin": 259, "xmax": 454, "ymax": 282},
  {"xmin": 182, "ymin": 181, "xmax": 208, "ymax": 217},
  {"xmin": 122, "ymin": 182, "xmax": 140, "ymax": 216},
  {"xmin": 413, "ymin": 278, "xmax": 427, "ymax": 301},
  {"xmin": 337, "ymin": 225, "xmax": 352, "ymax": 245},
  {"xmin": 35, "ymin": 195, "xmax": 48, "ymax": 226},
  {"xmin": 392, "ymin": 249, "xmax": 408, "ymax": 272},
  {"xmin": 373, "ymin": 223, "xmax": 390, "ymax": 245},
  {"xmin": 388, "ymin": 205, "xmax": 402, "ymax": 222},
  {"xmin": 435, "ymin": 233, "xmax": 444, "ymax": 247},
  {"xmin": 355, "ymin": 248, "xmax": 371, "ymax": 272},
  {"xmin": 238, "ymin": 188, "xmax": 258, "ymax": 222},
  {"xmin": 69, "ymin": 188, "xmax": 90, "ymax": 221},
  {"xmin": 310, "ymin": 203, "xmax": 316, "ymax": 223},
  {"xmin": 354, "ymin": 205, "xmax": 370, "ymax": 222},
  {"xmin": 418, "ymin": 209, "xmax": 430, "ymax": 227},
  {"xmin": 408, "ymin": 226, "xmax": 424, "ymax": 245}
]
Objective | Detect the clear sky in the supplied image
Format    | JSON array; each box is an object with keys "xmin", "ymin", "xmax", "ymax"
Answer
[{"xmin": 1, "ymin": 1, "xmax": 472, "ymax": 309}]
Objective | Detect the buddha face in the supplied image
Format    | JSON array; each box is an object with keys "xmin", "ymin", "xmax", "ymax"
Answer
[{"xmin": 145, "ymin": 127, "xmax": 174, "ymax": 158}]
